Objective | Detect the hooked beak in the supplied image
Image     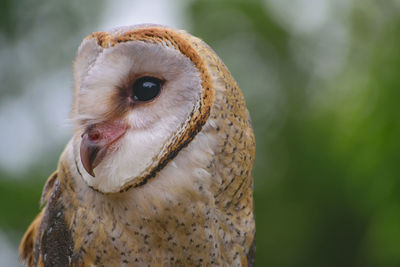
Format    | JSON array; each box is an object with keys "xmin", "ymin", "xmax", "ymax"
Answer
[{"xmin": 80, "ymin": 121, "xmax": 127, "ymax": 177}]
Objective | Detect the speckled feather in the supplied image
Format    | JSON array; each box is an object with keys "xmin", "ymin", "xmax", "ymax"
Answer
[{"xmin": 20, "ymin": 25, "xmax": 255, "ymax": 266}]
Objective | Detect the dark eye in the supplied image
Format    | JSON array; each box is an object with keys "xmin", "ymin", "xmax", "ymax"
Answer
[{"xmin": 131, "ymin": 76, "xmax": 162, "ymax": 102}]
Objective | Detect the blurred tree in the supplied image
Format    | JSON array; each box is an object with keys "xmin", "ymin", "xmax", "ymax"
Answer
[
  {"xmin": 0, "ymin": 0, "xmax": 105, "ymax": 98},
  {"xmin": 186, "ymin": 0, "xmax": 400, "ymax": 266}
]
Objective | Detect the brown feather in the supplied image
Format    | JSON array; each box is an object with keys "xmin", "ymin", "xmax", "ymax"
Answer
[
  {"xmin": 19, "ymin": 171, "xmax": 57, "ymax": 266},
  {"xmin": 19, "ymin": 209, "xmax": 44, "ymax": 266},
  {"xmin": 19, "ymin": 171, "xmax": 73, "ymax": 267},
  {"xmin": 40, "ymin": 171, "xmax": 58, "ymax": 206}
]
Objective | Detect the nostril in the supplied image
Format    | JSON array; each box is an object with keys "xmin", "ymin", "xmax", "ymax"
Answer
[{"xmin": 88, "ymin": 131, "xmax": 101, "ymax": 141}]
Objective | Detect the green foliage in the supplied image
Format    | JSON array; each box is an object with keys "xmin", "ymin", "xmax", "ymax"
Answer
[
  {"xmin": 0, "ymin": 0, "xmax": 105, "ymax": 98},
  {"xmin": 0, "ymin": 175, "xmax": 44, "ymax": 233}
]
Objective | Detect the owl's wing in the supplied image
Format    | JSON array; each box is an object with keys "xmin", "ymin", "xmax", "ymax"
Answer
[
  {"xmin": 19, "ymin": 171, "xmax": 57, "ymax": 266},
  {"xmin": 246, "ymin": 237, "xmax": 256, "ymax": 267},
  {"xmin": 19, "ymin": 171, "xmax": 75, "ymax": 266},
  {"xmin": 19, "ymin": 208, "xmax": 44, "ymax": 266}
]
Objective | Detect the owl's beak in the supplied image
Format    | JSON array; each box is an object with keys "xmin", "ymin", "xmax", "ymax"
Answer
[{"xmin": 80, "ymin": 121, "xmax": 127, "ymax": 177}]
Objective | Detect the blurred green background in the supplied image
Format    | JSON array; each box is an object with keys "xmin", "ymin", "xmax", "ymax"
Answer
[{"xmin": 1, "ymin": 0, "xmax": 399, "ymax": 266}]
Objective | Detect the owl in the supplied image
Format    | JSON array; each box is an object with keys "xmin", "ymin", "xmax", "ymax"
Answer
[{"xmin": 19, "ymin": 24, "xmax": 256, "ymax": 266}]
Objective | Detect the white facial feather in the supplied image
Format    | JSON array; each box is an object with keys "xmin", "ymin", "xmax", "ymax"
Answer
[
  {"xmin": 67, "ymin": 119, "xmax": 219, "ymax": 206},
  {"xmin": 72, "ymin": 40, "xmax": 203, "ymax": 192}
]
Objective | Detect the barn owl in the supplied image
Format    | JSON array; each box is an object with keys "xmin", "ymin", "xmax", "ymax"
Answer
[{"xmin": 20, "ymin": 24, "xmax": 256, "ymax": 266}]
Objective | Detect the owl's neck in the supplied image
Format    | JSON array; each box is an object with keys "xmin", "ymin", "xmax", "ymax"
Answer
[
  {"xmin": 56, "ymin": 121, "xmax": 252, "ymax": 265},
  {"xmin": 59, "ymin": 135, "xmax": 233, "ymax": 265}
]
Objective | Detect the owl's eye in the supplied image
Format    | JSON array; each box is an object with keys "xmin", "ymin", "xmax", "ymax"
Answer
[{"xmin": 131, "ymin": 76, "xmax": 163, "ymax": 102}]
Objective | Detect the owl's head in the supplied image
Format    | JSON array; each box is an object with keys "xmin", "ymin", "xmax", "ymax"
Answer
[{"xmin": 71, "ymin": 25, "xmax": 215, "ymax": 193}]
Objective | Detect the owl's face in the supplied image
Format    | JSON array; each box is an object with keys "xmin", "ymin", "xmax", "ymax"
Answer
[{"xmin": 71, "ymin": 26, "xmax": 213, "ymax": 193}]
